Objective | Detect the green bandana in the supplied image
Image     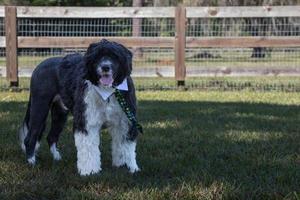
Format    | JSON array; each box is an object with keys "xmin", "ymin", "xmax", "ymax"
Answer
[{"xmin": 114, "ymin": 89, "xmax": 143, "ymax": 136}]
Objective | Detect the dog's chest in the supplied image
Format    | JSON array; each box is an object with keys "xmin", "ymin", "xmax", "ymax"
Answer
[
  {"xmin": 102, "ymin": 96, "xmax": 123, "ymax": 118},
  {"xmin": 84, "ymin": 85, "xmax": 127, "ymax": 126}
]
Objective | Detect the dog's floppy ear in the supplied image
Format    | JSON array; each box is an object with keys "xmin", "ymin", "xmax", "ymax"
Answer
[
  {"xmin": 113, "ymin": 41, "xmax": 133, "ymax": 74},
  {"xmin": 86, "ymin": 39, "xmax": 111, "ymax": 56},
  {"xmin": 86, "ymin": 42, "xmax": 98, "ymax": 56},
  {"xmin": 112, "ymin": 41, "xmax": 133, "ymax": 85},
  {"xmin": 84, "ymin": 41, "xmax": 104, "ymax": 64},
  {"xmin": 84, "ymin": 42, "xmax": 102, "ymax": 84}
]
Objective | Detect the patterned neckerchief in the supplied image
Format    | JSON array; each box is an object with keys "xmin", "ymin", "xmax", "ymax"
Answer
[{"xmin": 114, "ymin": 89, "xmax": 143, "ymax": 137}]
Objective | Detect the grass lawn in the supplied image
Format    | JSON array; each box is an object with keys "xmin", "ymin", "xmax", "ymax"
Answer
[
  {"xmin": 0, "ymin": 91, "xmax": 299, "ymax": 199},
  {"xmin": 1, "ymin": 77, "xmax": 300, "ymax": 92}
]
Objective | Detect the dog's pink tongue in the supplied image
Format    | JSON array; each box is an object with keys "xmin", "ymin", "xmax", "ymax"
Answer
[{"xmin": 100, "ymin": 76, "xmax": 113, "ymax": 86}]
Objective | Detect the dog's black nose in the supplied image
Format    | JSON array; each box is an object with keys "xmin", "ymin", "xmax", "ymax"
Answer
[{"xmin": 101, "ymin": 65, "xmax": 110, "ymax": 72}]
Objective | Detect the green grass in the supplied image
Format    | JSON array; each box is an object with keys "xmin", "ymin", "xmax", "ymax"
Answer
[
  {"xmin": 0, "ymin": 91, "xmax": 299, "ymax": 199},
  {"xmin": 2, "ymin": 77, "xmax": 300, "ymax": 92}
]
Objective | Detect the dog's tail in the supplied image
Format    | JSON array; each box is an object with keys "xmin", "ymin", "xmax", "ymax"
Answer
[{"xmin": 19, "ymin": 95, "xmax": 31, "ymax": 152}]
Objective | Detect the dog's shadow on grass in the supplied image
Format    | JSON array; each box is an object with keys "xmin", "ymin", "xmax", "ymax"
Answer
[{"xmin": 0, "ymin": 100, "xmax": 299, "ymax": 198}]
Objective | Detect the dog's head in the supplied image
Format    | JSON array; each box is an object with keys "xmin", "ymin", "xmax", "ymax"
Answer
[{"xmin": 84, "ymin": 39, "xmax": 132, "ymax": 87}]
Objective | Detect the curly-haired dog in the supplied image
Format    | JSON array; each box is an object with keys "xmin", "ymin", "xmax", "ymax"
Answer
[{"xmin": 19, "ymin": 39, "xmax": 141, "ymax": 175}]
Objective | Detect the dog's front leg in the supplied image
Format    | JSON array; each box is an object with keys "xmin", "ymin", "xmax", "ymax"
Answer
[
  {"xmin": 110, "ymin": 120, "xmax": 140, "ymax": 173},
  {"xmin": 74, "ymin": 126, "xmax": 101, "ymax": 176},
  {"xmin": 73, "ymin": 81, "xmax": 102, "ymax": 176}
]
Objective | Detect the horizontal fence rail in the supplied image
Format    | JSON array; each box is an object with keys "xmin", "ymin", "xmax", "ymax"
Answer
[
  {"xmin": 17, "ymin": 37, "xmax": 175, "ymax": 48},
  {"xmin": 0, "ymin": 5, "xmax": 300, "ymax": 87},
  {"xmin": 186, "ymin": 6, "xmax": 300, "ymax": 18},
  {"xmin": 17, "ymin": 6, "xmax": 175, "ymax": 18},
  {"xmin": 1, "ymin": 36, "xmax": 300, "ymax": 48},
  {"xmin": 0, "ymin": 6, "xmax": 298, "ymax": 18}
]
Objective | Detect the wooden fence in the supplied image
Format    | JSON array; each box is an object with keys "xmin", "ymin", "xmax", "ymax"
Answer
[{"xmin": 1, "ymin": 5, "xmax": 300, "ymax": 86}]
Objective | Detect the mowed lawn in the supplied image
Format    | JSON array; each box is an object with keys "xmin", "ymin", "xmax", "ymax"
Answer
[{"xmin": 0, "ymin": 91, "xmax": 299, "ymax": 199}]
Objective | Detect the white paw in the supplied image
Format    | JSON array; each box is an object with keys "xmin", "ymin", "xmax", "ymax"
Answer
[
  {"xmin": 27, "ymin": 156, "xmax": 36, "ymax": 165},
  {"xmin": 50, "ymin": 143, "xmax": 61, "ymax": 161},
  {"xmin": 53, "ymin": 152, "xmax": 61, "ymax": 161},
  {"xmin": 21, "ymin": 143, "xmax": 26, "ymax": 153},
  {"xmin": 35, "ymin": 142, "xmax": 40, "ymax": 152},
  {"xmin": 128, "ymin": 165, "xmax": 140, "ymax": 174},
  {"xmin": 78, "ymin": 166, "xmax": 102, "ymax": 176},
  {"xmin": 19, "ymin": 123, "xmax": 28, "ymax": 153},
  {"xmin": 112, "ymin": 157, "xmax": 125, "ymax": 168}
]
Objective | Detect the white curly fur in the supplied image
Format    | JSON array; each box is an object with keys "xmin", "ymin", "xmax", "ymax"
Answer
[
  {"xmin": 50, "ymin": 143, "xmax": 61, "ymax": 161},
  {"xmin": 19, "ymin": 122, "xmax": 28, "ymax": 153},
  {"xmin": 19, "ymin": 123, "xmax": 40, "ymax": 165},
  {"xmin": 74, "ymin": 81, "xmax": 139, "ymax": 176}
]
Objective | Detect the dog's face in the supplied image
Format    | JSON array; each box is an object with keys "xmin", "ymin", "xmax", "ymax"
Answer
[
  {"xmin": 84, "ymin": 39, "xmax": 132, "ymax": 87},
  {"xmin": 95, "ymin": 56, "xmax": 120, "ymax": 87}
]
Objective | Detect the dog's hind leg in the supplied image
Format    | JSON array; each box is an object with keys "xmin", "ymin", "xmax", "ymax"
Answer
[
  {"xmin": 24, "ymin": 97, "xmax": 51, "ymax": 165},
  {"xmin": 47, "ymin": 97, "xmax": 68, "ymax": 161},
  {"xmin": 19, "ymin": 97, "xmax": 31, "ymax": 152}
]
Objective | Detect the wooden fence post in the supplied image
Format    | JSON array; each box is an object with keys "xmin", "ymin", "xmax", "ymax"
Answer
[
  {"xmin": 132, "ymin": 0, "xmax": 143, "ymax": 58},
  {"xmin": 5, "ymin": 6, "xmax": 18, "ymax": 87},
  {"xmin": 175, "ymin": 5, "xmax": 186, "ymax": 86}
]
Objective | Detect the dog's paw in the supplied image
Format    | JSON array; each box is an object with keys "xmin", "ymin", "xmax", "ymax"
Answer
[
  {"xmin": 112, "ymin": 159, "xmax": 125, "ymax": 168},
  {"xmin": 27, "ymin": 156, "xmax": 36, "ymax": 165},
  {"xmin": 50, "ymin": 143, "xmax": 61, "ymax": 161},
  {"xmin": 21, "ymin": 143, "xmax": 26, "ymax": 153},
  {"xmin": 128, "ymin": 166, "xmax": 140, "ymax": 174},
  {"xmin": 52, "ymin": 151, "xmax": 62, "ymax": 161},
  {"xmin": 78, "ymin": 167, "xmax": 102, "ymax": 176},
  {"xmin": 35, "ymin": 142, "xmax": 40, "ymax": 152}
]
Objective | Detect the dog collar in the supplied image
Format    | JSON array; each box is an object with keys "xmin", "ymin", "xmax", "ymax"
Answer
[{"xmin": 94, "ymin": 79, "xmax": 128, "ymax": 101}]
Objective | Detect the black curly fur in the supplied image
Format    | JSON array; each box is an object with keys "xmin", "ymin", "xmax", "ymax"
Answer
[
  {"xmin": 58, "ymin": 53, "xmax": 88, "ymax": 133},
  {"xmin": 84, "ymin": 39, "xmax": 132, "ymax": 86},
  {"xmin": 58, "ymin": 39, "xmax": 136, "ymax": 134},
  {"xmin": 121, "ymin": 77, "xmax": 140, "ymax": 140},
  {"xmin": 21, "ymin": 39, "xmax": 138, "ymax": 159}
]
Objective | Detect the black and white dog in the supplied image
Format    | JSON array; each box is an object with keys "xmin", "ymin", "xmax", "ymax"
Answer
[{"xmin": 19, "ymin": 39, "xmax": 140, "ymax": 175}]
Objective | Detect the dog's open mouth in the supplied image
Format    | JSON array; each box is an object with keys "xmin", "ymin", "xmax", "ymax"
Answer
[{"xmin": 99, "ymin": 74, "xmax": 113, "ymax": 86}]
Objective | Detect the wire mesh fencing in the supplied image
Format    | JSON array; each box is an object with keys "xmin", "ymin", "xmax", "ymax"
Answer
[
  {"xmin": 187, "ymin": 17, "xmax": 300, "ymax": 37},
  {"xmin": 185, "ymin": 17, "xmax": 300, "ymax": 77},
  {"xmin": 15, "ymin": 17, "xmax": 176, "ymax": 78},
  {"xmin": 14, "ymin": 16, "xmax": 300, "ymax": 74},
  {"xmin": 0, "ymin": 6, "xmax": 300, "ymax": 91}
]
